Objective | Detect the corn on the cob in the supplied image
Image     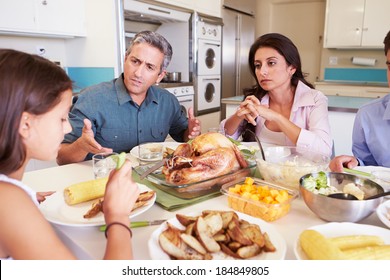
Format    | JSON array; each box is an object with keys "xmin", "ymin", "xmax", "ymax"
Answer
[
  {"xmin": 299, "ymin": 230, "xmax": 345, "ymax": 260},
  {"xmin": 328, "ymin": 235, "xmax": 384, "ymax": 250},
  {"xmin": 343, "ymin": 245, "xmax": 390, "ymax": 260},
  {"xmin": 64, "ymin": 177, "xmax": 107, "ymax": 205}
]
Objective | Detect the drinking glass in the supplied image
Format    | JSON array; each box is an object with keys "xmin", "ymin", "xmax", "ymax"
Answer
[
  {"xmin": 92, "ymin": 152, "xmax": 118, "ymax": 179},
  {"xmin": 138, "ymin": 143, "xmax": 163, "ymax": 165},
  {"xmin": 208, "ymin": 127, "xmax": 226, "ymax": 135}
]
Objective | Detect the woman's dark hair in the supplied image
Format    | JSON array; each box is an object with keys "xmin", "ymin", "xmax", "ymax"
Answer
[
  {"xmin": 384, "ymin": 30, "xmax": 390, "ymax": 55},
  {"xmin": 0, "ymin": 49, "xmax": 72, "ymax": 174},
  {"xmin": 242, "ymin": 33, "xmax": 314, "ymax": 141}
]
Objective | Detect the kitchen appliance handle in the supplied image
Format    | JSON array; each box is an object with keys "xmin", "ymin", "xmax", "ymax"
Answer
[
  {"xmin": 201, "ymin": 78, "xmax": 220, "ymax": 81},
  {"xmin": 177, "ymin": 99, "xmax": 193, "ymax": 103},
  {"xmin": 235, "ymin": 14, "xmax": 241, "ymax": 96},
  {"xmin": 204, "ymin": 42, "xmax": 221, "ymax": 47},
  {"xmin": 148, "ymin": 7, "xmax": 170, "ymax": 15},
  {"xmin": 198, "ymin": 15, "xmax": 223, "ymax": 26}
]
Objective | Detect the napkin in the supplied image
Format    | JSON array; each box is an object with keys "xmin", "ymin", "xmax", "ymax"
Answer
[{"xmin": 132, "ymin": 172, "xmax": 222, "ymax": 211}]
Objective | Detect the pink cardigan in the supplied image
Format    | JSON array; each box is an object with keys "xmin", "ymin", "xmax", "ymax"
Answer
[{"xmin": 220, "ymin": 81, "xmax": 332, "ymax": 157}]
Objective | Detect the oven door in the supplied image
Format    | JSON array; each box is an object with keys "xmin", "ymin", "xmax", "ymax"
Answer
[
  {"xmin": 197, "ymin": 39, "xmax": 221, "ymax": 76},
  {"xmin": 196, "ymin": 76, "xmax": 221, "ymax": 113},
  {"xmin": 177, "ymin": 94, "xmax": 194, "ymax": 118}
]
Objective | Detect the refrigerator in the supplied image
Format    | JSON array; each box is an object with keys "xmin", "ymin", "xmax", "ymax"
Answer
[{"xmin": 221, "ymin": 0, "xmax": 256, "ymax": 119}]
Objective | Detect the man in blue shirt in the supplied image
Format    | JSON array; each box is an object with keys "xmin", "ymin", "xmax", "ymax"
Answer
[
  {"xmin": 330, "ymin": 30, "xmax": 390, "ymax": 171},
  {"xmin": 57, "ymin": 31, "xmax": 201, "ymax": 164}
]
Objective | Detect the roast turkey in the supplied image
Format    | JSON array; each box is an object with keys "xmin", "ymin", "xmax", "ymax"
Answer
[{"xmin": 162, "ymin": 132, "xmax": 248, "ymax": 185}]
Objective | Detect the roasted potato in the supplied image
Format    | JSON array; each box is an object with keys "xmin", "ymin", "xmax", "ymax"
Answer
[
  {"xmin": 176, "ymin": 213, "xmax": 198, "ymax": 227},
  {"xmin": 195, "ymin": 216, "xmax": 221, "ymax": 253},
  {"xmin": 158, "ymin": 210, "xmax": 277, "ymax": 260}
]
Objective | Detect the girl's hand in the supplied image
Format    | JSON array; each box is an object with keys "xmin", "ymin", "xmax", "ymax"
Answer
[
  {"xmin": 103, "ymin": 160, "xmax": 140, "ymax": 224},
  {"xmin": 36, "ymin": 191, "xmax": 55, "ymax": 204}
]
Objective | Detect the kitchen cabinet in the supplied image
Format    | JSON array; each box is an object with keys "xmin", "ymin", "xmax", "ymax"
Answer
[
  {"xmin": 315, "ymin": 83, "xmax": 389, "ymax": 98},
  {"xmin": 153, "ymin": 0, "xmax": 192, "ymax": 10},
  {"xmin": 328, "ymin": 111, "xmax": 355, "ymax": 156},
  {"xmin": 148, "ymin": 0, "xmax": 222, "ymax": 17},
  {"xmin": 221, "ymin": 96, "xmax": 242, "ymax": 119},
  {"xmin": 324, "ymin": 0, "xmax": 390, "ymax": 48},
  {"xmin": 225, "ymin": 103, "xmax": 239, "ymax": 120},
  {"xmin": 197, "ymin": 112, "xmax": 221, "ymax": 133},
  {"xmin": 0, "ymin": 0, "xmax": 36, "ymax": 33},
  {"xmin": 0, "ymin": 0, "xmax": 86, "ymax": 38},
  {"xmin": 194, "ymin": 0, "xmax": 222, "ymax": 18}
]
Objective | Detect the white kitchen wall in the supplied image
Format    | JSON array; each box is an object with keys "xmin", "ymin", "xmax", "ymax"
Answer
[
  {"xmin": 66, "ymin": 0, "xmax": 122, "ymax": 74},
  {"xmin": 0, "ymin": 35, "xmax": 67, "ymax": 65}
]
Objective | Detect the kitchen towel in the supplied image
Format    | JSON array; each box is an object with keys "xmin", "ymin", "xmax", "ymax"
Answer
[{"xmin": 351, "ymin": 57, "xmax": 376, "ymax": 66}]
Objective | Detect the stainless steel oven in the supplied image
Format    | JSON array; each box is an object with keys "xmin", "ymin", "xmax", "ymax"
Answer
[{"xmin": 159, "ymin": 83, "xmax": 195, "ymax": 118}]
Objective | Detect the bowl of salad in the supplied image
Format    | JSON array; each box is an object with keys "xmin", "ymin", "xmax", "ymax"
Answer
[
  {"xmin": 299, "ymin": 172, "xmax": 384, "ymax": 222},
  {"xmin": 256, "ymin": 146, "xmax": 330, "ymax": 191}
]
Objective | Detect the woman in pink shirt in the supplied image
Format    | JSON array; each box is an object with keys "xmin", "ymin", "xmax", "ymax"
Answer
[{"xmin": 221, "ymin": 33, "xmax": 332, "ymax": 157}]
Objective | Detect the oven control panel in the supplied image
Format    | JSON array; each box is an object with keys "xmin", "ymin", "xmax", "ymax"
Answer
[
  {"xmin": 197, "ymin": 21, "xmax": 222, "ymax": 41},
  {"xmin": 165, "ymin": 86, "xmax": 194, "ymax": 97}
]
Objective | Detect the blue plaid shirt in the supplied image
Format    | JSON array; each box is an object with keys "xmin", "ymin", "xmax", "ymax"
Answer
[{"xmin": 64, "ymin": 75, "xmax": 188, "ymax": 160}]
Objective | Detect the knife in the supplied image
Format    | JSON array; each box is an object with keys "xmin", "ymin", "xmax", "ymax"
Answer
[
  {"xmin": 99, "ymin": 219, "xmax": 166, "ymax": 231},
  {"xmin": 139, "ymin": 157, "xmax": 170, "ymax": 180}
]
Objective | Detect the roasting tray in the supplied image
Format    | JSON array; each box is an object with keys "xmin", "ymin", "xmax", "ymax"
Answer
[{"xmin": 133, "ymin": 158, "xmax": 256, "ymax": 199}]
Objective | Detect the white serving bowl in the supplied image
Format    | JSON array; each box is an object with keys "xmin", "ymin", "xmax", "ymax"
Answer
[{"xmin": 256, "ymin": 146, "xmax": 330, "ymax": 191}]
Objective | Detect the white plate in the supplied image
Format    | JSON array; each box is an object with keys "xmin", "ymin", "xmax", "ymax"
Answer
[
  {"xmin": 148, "ymin": 211, "xmax": 286, "ymax": 260},
  {"xmin": 355, "ymin": 166, "xmax": 390, "ymax": 191},
  {"xmin": 130, "ymin": 142, "xmax": 182, "ymax": 162},
  {"xmin": 39, "ymin": 183, "xmax": 156, "ymax": 227},
  {"xmin": 376, "ymin": 200, "xmax": 390, "ymax": 228},
  {"xmin": 294, "ymin": 222, "xmax": 390, "ymax": 260}
]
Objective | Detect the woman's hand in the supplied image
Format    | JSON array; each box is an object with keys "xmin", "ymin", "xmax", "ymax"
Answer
[
  {"xmin": 103, "ymin": 160, "xmax": 140, "ymax": 225},
  {"xmin": 236, "ymin": 96, "xmax": 277, "ymax": 125},
  {"xmin": 236, "ymin": 96, "xmax": 260, "ymax": 125}
]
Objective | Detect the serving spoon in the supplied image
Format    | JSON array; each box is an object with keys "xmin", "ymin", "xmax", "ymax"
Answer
[
  {"xmin": 328, "ymin": 190, "xmax": 390, "ymax": 200},
  {"xmin": 245, "ymin": 129, "xmax": 266, "ymax": 161}
]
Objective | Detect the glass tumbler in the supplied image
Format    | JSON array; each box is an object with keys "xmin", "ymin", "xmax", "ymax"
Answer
[{"xmin": 92, "ymin": 152, "xmax": 118, "ymax": 179}]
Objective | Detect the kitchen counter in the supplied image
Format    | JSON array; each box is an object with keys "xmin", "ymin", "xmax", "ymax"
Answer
[
  {"xmin": 327, "ymin": 95, "xmax": 376, "ymax": 113},
  {"xmin": 221, "ymin": 95, "xmax": 377, "ymax": 114},
  {"xmin": 22, "ymin": 157, "xmax": 388, "ymax": 260},
  {"xmin": 316, "ymin": 80, "xmax": 388, "ymax": 88}
]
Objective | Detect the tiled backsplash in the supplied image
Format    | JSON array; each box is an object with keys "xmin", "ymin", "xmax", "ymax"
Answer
[
  {"xmin": 324, "ymin": 68, "xmax": 387, "ymax": 84},
  {"xmin": 66, "ymin": 67, "xmax": 115, "ymax": 92}
]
